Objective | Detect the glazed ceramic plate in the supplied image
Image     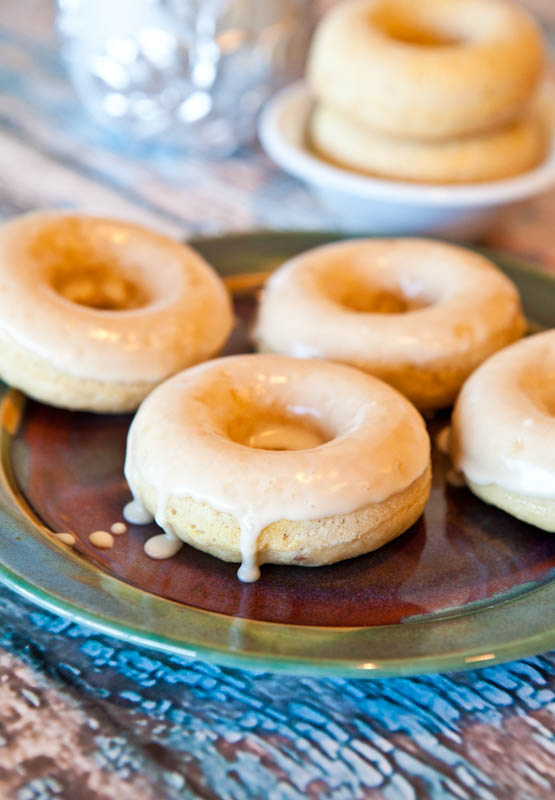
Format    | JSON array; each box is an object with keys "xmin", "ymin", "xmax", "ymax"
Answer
[{"xmin": 0, "ymin": 232, "xmax": 554, "ymax": 677}]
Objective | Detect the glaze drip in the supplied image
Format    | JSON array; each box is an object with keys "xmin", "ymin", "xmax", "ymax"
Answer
[
  {"xmin": 237, "ymin": 510, "xmax": 263, "ymax": 583},
  {"xmin": 123, "ymin": 499, "xmax": 154, "ymax": 525},
  {"xmin": 144, "ymin": 532, "xmax": 183, "ymax": 559}
]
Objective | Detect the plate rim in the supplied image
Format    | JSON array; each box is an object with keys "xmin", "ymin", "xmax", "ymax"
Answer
[
  {"xmin": 0, "ymin": 230, "xmax": 554, "ymax": 678},
  {"xmin": 258, "ymin": 81, "xmax": 555, "ymax": 207}
]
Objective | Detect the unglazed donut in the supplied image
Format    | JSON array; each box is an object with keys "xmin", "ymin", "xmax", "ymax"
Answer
[
  {"xmin": 255, "ymin": 239, "xmax": 525, "ymax": 411},
  {"xmin": 0, "ymin": 212, "xmax": 233, "ymax": 412},
  {"xmin": 307, "ymin": 0, "xmax": 544, "ymax": 140},
  {"xmin": 310, "ymin": 101, "xmax": 548, "ymax": 183},
  {"xmin": 124, "ymin": 354, "xmax": 431, "ymax": 581},
  {"xmin": 450, "ymin": 330, "xmax": 555, "ymax": 531}
]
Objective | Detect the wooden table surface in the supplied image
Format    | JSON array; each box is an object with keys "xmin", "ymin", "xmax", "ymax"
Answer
[{"xmin": 0, "ymin": 2, "xmax": 555, "ymax": 798}]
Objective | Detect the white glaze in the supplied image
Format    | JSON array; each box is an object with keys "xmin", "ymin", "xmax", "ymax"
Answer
[
  {"xmin": 123, "ymin": 499, "xmax": 154, "ymax": 525},
  {"xmin": 0, "ymin": 211, "xmax": 233, "ymax": 382},
  {"xmin": 144, "ymin": 532, "xmax": 183, "ymax": 559},
  {"xmin": 124, "ymin": 354, "xmax": 430, "ymax": 581},
  {"xmin": 255, "ymin": 238, "xmax": 524, "ymax": 366},
  {"xmin": 123, "ymin": 496, "xmax": 182, "ymax": 559},
  {"xmin": 451, "ymin": 330, "xmax": 555, "ymax": 498}
]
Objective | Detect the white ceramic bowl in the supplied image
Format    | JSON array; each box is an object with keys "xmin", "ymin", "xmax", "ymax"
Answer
[{"xmin": 259, "ymin": 82, "xmax": 555, "ymax": 240}]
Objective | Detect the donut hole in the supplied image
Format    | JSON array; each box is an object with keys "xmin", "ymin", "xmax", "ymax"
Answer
[
  {"xmin": 28, "ymin": 218, "xmax": 155, "ymax": 311},
  {"xmin": 337, "ymin": 286, "xmax": 426, "ymax": 313},
  {"xmin": 226, "ymin": 405, "xmax": 332, "ymax": 451},
  {"xmin": 373, "ymin": 16, "xmax": 462, "ymax": 47},
  {"xmin": 322, "ymin": 269, "xmax": 431, "ymax": 314},
  {"xmin": 51, "ymin": 265, "xmax": 148, "ymax": 310},
  {"xmin": 369, "ymin": 2, "xmax": 471, "ymax": 48},
  {"xmin": 522, "ymin": 370, "xmax": 555, "ymax": 417}
]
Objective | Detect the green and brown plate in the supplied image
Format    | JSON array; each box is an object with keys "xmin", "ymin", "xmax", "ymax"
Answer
[{"xmin": 0, "ymin": 231, "xmax": 554, "ymax": 677}]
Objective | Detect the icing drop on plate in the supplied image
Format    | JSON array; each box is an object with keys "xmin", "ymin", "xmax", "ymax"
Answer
[
  {"xmin": 144, "ymin": 533, "xmax": 183, "ymax": 559},
  {"xmin": 237, "ymin": 558, "xmax": 261, "ymax": 583},
  {"xmin": 143, "ymin": 492, "xmax": 184, "ymax": 560},
  {"xmin": 89, "ymin": 530, "xmax": 114, "ymax": 549},
  {"xmin": 54, "ymin": 532, "xmax": 76, "ymax": 546},
  {"xmin": 123, "ymin": 499, "xmax": 154, "ymax": 525},
  {"xmin": 111, "ymin": 521, "xmax": 127, "ymax": 535}
]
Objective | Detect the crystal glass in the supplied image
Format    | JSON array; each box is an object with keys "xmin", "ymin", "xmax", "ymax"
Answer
[{"xmin": 56, "ymin": 0, "xmax": 313, "ymax": 155}]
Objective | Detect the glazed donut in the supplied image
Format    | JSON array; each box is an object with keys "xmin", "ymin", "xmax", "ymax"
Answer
[
  {"xmin": 254, "ymin": 239, "xmax": 525, "ymax": 411},
  {"xmin": 310, "ymin": 101, "xmax": 548, "ymax": 183},
  {"xmin": 0, "ymin": 212, "xmax": 233, "ymax": 412},
  {"xmin": 307, "ymin": 0, "xmax": 544, "ymax": 140},
  {"xmin": 124, "ymin": 354, "xmax": 431, "ymax": 581},
  {"xmin": 450, "ymin": 330, "xmax": 555, "ymax": 532}
]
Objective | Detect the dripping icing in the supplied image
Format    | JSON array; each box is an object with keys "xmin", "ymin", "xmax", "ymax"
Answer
[
  {"xmin": 144, "ymin": 532, "xmax": 183, "ymax": 559},
  {"xmin": 237, "ymin": 509, "xmax": 262, "ymax": 583},
  {"xmin": 123, "ymin": 498, "xmax": 154, "ymax": 525},
  {"xmin": 147, "ymin": 491, "xmax": 184, "ymax": 560},
  {"xmin": 123, "ymin": 493, "xmax": 183, "ymax": 560}
]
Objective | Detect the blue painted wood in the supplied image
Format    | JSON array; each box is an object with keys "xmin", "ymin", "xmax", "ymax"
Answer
[{"xmin": 1, "ymin": 584, "xmax": 554, "ymax": 799}]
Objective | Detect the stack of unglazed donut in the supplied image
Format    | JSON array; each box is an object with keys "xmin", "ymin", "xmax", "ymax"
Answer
[
  {"xmin": 307, "ymin": 0, "xmax": 549, "ymax": 183},
  {"xmin": 0, "ymin": 212, "xmax": 553, "ymax": 584}
]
